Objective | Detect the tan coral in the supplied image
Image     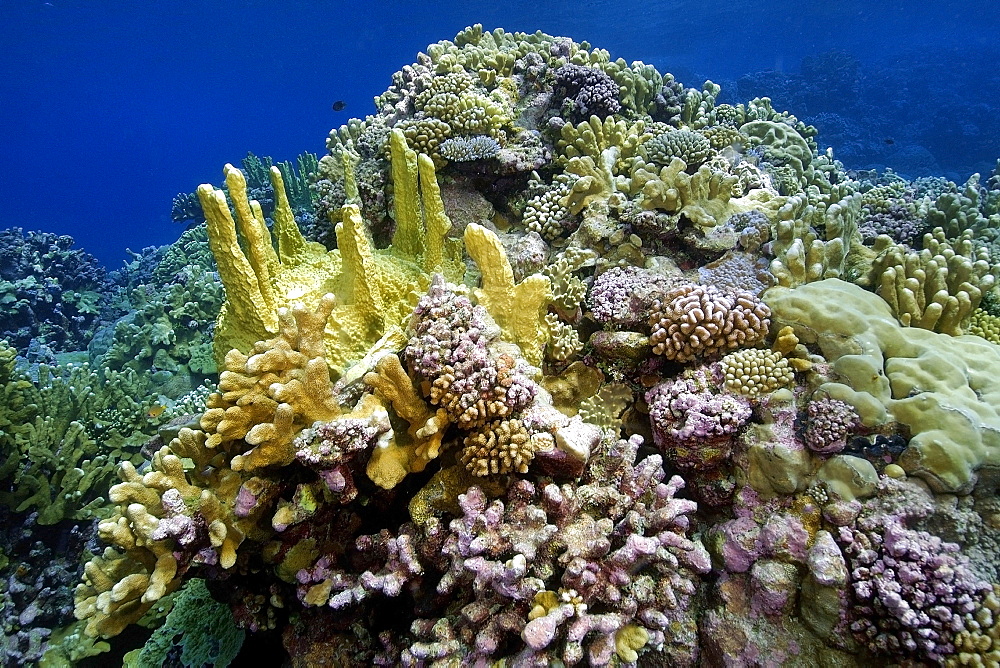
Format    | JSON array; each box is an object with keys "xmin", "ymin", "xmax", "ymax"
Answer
[
  {"xmin": 648, "ymin": 284, "xmax": 771, "ymax": 362},
  {"xmin": 200, "ymin": 295, "xmax": 342, "ymax": 472},
  {"xmin": 459, "ymin": 418, "xmax": 535, "ymax": 476}
]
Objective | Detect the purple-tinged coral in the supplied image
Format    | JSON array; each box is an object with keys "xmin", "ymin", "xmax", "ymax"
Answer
[
  {"xmin": 859, "ymin": 204, "xmax": 925, "ymax": 244},
  {"xmin": 837, "ymin": 516, "xmax": 990, "ymax": 662},
  {"xmin": 294, "ymin": 410, "xmax": 391, "ymax": 501},
  {"xmin": 436, "ymin": 435, "xmax": 709, "ymax": 665},
  {"xmin": 298, "ymin": 525, "xmax": 428, "ymax": 610},
  {"xmin": 646, "ymin": 373, "xmax": 752, "ymax": 459},
  {"xmin": 648, "ymin": 284, "xmax": 770, "ymax": 362},
  {"xmin": 588, "ymin": 266, "xmax": 675, "ymax": 328},
  {"xmin": 404, "ymin": 278, "xmax": 537, "ymax": 429},
  {"xmin": 297, "ymin": 436, "xmax": 708, "ymax": 666},
  {"xmin": 803, "ymin": 397, "xmax": 860, "ymax": 455},
  {"xmin": 552, "ymin": 64, "xmax": 621, "ymax": 122}
]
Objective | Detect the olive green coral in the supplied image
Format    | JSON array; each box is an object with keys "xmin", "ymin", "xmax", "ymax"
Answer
[
  {"xmin": 640, "ymin": 129, "xmax": 713, "ymax": 169},
  {"xmin": 871, "ymin": 227, "xmax": 1000, "ymax": 335},
  {"xmin": 766, "ymin": 278, "xmax": 1000, "ymax": 493}
]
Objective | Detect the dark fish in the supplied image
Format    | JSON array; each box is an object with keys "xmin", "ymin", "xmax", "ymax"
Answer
[
  {"xmin": 332, "ymin": 100, "xmax": 347, "ymax": 112},
  {"xmin": 883, "ymin": 138, "xmax": 895, "ymax": 145}
]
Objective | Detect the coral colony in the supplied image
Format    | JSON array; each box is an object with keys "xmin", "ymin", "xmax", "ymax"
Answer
[{"xmin": 5, "ymin": 25, "xmax": 1000, "ymax": 666}]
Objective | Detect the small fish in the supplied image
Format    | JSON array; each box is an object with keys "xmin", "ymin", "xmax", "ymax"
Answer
[
  {"xmin": 883, "ymin": 138, "xmax": 895, "ymax": 145},
  {"xmin": 147, "ymin": 404, "xmax": 167, "ymax": 419},
  {"xmin": 331, "ymin": 100, "xmax": 347, "ymax": 112}
]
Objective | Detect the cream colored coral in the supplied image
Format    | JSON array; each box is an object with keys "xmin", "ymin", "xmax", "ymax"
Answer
[
  {"xmin": 545, "ymin": 313, "xmax": 584, "ymax": 361},
  {"xmin": 523, "ymin": 182, "xmax": 574, "ymax": 240},
  {"xmin": 768, "ymin": 191, "xmax": 862, "ymax": 288},
  {"xmin": 721, "ymin": 348, "xmax": 795, "ymax": 397},
  {"xmin": 459, "ymin": 418, "xmax": 534, "ymax": 476},
  {"xmin": 648, "ymin": 284, "xmax": 771, "ymax": 362}
]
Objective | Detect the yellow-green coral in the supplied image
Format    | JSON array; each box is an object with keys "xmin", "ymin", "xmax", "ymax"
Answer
[
  {"xmin": 74, "ymin": 299, "xmax": 346, "ymax": 636},
  {"xmin": 871, "ymin": 227, "xmax": 1000, "ymax": 335},
  {"xmin": 363, "ymin": 354, "xmax": 448, "ymax": 489},
  {"xmin": 626, "ymin": 156, "xmax": 781, "ymax": 232},
  {"xmin": 200, "ymin": 143, "xmax": 466, "ymax": 376},
  {"xmin": 465, "ymin": 222, "xmax": 551, "ymax": 366},
  {"xmin": 766, "ymin": 278, "xmax": 1000, "ymax": 493},
  {"xmin": 768, "ymin": 191, "xmax": 863, "ymax": 287},
  {"xmin": 720, "ymin": 348, "xmax": 795, "ymax": 397},
  {"xmin": 970, "ymin": 308, "xmax": 1000, "ymax": 344}
]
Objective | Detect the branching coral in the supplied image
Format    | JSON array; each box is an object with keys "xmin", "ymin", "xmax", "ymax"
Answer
[
  {"xmin": 871, "ymin": 227, "xmax": 1000, "ymax": 335},
  {"xmin": 402, "ymin": 276, "xmax": 537, "ymax": 430},
  {"xmin": 837, "ymin": 516, "xmax": 990, "ymax": 662},
  {"xmin": 648, "ymin": 284, "xmax": 770, "ymax": 362},
  {"xmin": 201, "ymin": 295, "xmax": 342, "ymax": 472}
]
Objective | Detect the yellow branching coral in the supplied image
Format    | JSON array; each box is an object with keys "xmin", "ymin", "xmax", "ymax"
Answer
[
  {"xmin": 201, "ymin": 295, "xmax": 342, "ymax": 472},
  {"xmin": 74, "ymin": 435, "xmax": 246, "ymax": 638},
  {"xmin": 363, "ymin": 353, "xmax": 449, "ymax": 489},
  {"xmin": 201, "ymin": 150, "xmax": 442, "ymax": 377},
  {"xmin": 389, "ymin": 128, "xmax": 464, "ymax": 279},
  {"xmin": 465, "ymin": 222, "xmax": 551, "ymax": 366},
  {"xmin": 197, "ymin": 165, "xmax": 282, "ymax": 357},
  {"xmin": 75, "ymin": 297, "xmax": 345, "ymax": 636},
  {"xmin": 872, "ymin": 227, "xmax": 1000, "ymax": 335}
]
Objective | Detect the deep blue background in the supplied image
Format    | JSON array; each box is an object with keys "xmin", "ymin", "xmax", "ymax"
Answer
[{"xmin": 2, "ymin": 0, "xmax": 999, "ymax": 268}]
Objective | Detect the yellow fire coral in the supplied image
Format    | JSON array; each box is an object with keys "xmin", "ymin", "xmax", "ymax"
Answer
[
  {"xmin": 201, "ymin": 296, "xmax": 342, "ymax": 472},
  {"xmin": 199, "ymin": 136, "xmax": 468, "ymax": 377}
]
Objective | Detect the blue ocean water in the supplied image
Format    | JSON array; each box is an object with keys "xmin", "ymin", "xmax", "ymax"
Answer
[{"xmin": 2, "ymin": 0, "xmax": 998, "ymax": 268}]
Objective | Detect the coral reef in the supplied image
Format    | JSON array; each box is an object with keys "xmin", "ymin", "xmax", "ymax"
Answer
[
  {"xmin": 0, "ymin": 228, "xmax": 107, "ymax": 352},
  {"xmin": 2, "ymin": 23, "xmax": 998, "ymax": 668}
]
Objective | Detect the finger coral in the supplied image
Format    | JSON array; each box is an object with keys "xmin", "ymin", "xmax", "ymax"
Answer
[{"xmin": 648, "ymin": 283, "xmax": 771, "ymax": 362}]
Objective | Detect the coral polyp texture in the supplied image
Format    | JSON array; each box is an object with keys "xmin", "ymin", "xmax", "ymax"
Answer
[{"xmin": 2, "ymin": 23, "xmax": 997, "ymax": 666}]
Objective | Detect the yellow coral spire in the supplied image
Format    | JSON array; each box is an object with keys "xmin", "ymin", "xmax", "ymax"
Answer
[
  {"xmin": 389, "ymin": 128, "xmax": 424, "ymax": 261},
  {"xmin": 464, "ymin": 223, "xmax": 551, "ymax": 366},
  {"xmin": 417, "ymin": 152, "xmax": 453, "ymax": 274},
  {"xmin": 196, "ymin": 179, "xmax": 279, "ymax": 356},
  {"xmin": 269, "ymin": 165, "xmax": 310, "ymax": 263}
]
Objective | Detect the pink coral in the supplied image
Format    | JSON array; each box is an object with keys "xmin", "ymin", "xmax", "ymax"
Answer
[{"xmin": 837, "ymin": 516, "xmax": 990, "ymax": 662}]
